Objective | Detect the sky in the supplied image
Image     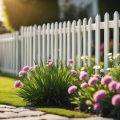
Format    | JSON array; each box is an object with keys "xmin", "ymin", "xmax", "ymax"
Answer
[{"xmin": 0, "ymin": 0, "xmax": 3, "ymax": 21}]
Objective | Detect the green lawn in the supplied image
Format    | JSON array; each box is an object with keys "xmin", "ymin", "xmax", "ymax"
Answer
[
  {"xmin": 0, "ymin": 76, "xmax": 27, "ymax": 106},
  {"xmin": 0, "ymin": 76, "xmax": 91, "ymax": 118}
]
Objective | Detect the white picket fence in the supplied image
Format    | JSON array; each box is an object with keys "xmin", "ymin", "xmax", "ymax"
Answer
[{"xmin": 0, "ymin": 11, "xmax": 120, "ymax": 74}]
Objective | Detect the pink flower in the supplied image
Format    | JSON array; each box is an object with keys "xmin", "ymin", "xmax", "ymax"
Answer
[
  {"xmin": 116, "ymin": 83, "xmax": 120, "ymax": 92},
  {"xmin": 79, "ymin": 71, "xmax": 89, "ymax": 80},
  {"xmin": 68, "ymin": 59, "xmax": 73, "ymax": 64},
  {"xmin": 85, "ymin": 100, "xmax": 92, "ymax": 105},
  {"xmin": 88, "ymin": 77, "xmax": 99, "ymax": 86},
  {"xmin": 80, "ymin": 82, "xmax": 88, "ymax": 88},
  {"xmin": 108, "ymin": 81, "xmax": 117, "ymax": 91},
  {"xmin": 18, "ymin": 71, "xmax": 25, "ymax": 77},
  {"xmin": 22, "ymin": 65, "xmax": 30, "ymax": 72},
  {"xmin": 71, "ymin": 69, "xmax": 77, "ymax": 75},
  {"xmin": 14, "ymin": 80, "xmax": 21, "ymax": 88},
  {"xmin": 47, "ymin": 61, "xmax": 53, "ymax": 67},
  {"xmin": 48, "ymin": 59, "xmax": 52, "ymax": 63},
  {"xmin": 29, "ymin": 67, "xmax": 34, "ymax": 72},
  {"xmin": 93, "ymin": 103, "xmax": 101, "ymax": 112},
  {"xmin": 112, "ymin": 94, "xmax": 120, "ymax": 106},
  {"xmin": 68, "ymin": 85, "xmax": 77, "ymax": 94},
  {"xmin": 93, "ymin": 74, "xmax": 101, "ymax": 80},
  {"xmin": 93, "ymin": 90, "xmax": 106, "ymax": 103},
  {"xmin": 101, "ymin": 76, "xmax": 113, "ymax": 85}
]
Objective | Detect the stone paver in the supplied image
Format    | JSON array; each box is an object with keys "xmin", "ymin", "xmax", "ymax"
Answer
[{"xmin": 0, "ymin": 105, "xmax": 116, "ymax": 120}]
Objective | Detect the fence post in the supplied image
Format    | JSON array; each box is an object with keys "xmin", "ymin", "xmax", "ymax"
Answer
[
  {"xmin": 63, "ymin": 22, "xmax": 67, "ymax": 65},
  {"xmin": 72, "ymin": 20, "xmax": 76, "ymax": 68},
  {"xmin": 55, "ymin": 22, "xmax": 58, "ymax": 65},
  {"xmin": 59, "ymin": 22, "xmax": 62, "ymax": 64},
  {"xmin": 42, "ymin": 24, "xmax": 46, "ymax": 65},
  {"xmin": 104, "ymin": 13, "xmax": 110, "ymax": 73},
  {"xmin": 67, "ymin": 21, "xmax": 71, "ymax": 65},
  {"xmin": 95, "ymin": 14, "xmax": 101, "ymax": 73},
  {"xmin": 83, "ymin": 18, "xmax": 87, "ymax": 66},
  {"xmin": 77, "ymin": 19, "xmax": 82, "ymax": 67},
  {"xmin": 51, "ymin": 23, "xmax": 54, "ymax": 62},
  {"xmin": 37, "ymin": 25, "xmax": 42, "ymax": 65},
  {"xmin": 47, "ymin": 23, "xmax": 50, "ymax": 61},
  {"xmin": 88, "ymin": 17, "xmax": 93, "ymax": 67},
  {"xmin": 33, "ymin": 25, "xmax": 37, "ymax": 65},
  {"xmin": 113, "ymin": 11, "xmax": 119, "ymax": 65}
]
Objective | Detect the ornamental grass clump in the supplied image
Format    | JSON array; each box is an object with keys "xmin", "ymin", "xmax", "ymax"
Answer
[{"xmin": 16, "ymin": 62, "xmax": 74, "ymax": 106}]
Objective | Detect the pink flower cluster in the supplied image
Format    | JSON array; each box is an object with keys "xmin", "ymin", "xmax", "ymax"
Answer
[
  {"xmin": 18, "ymin": 65, "xmax": 30, "ymax": 77},
  {"xmin": 101, "ymin": 76, "xmax": 113, "ymax": 85},
  {"xmin": 79, "ymin": 71, "xmax": 89, "ymax": 80},
  {"xmin": 112, "ymin": 94, "xmax": 120, "ymax": 106},
  {"xmin": 47, "ymin": 59, "xmax": 53, "ymax": 67},
  {"xmin": 80, "ymin": 82, "xmax": 88, "ymax": 88},
  {"xmin": 14, "ymin": 80, "xmax": 21, "ymax": 88},
  {"xmin": 88, "ymin": 77, "xmax": 99, "ymax": 86},
  {"xmin": 93, "ymin": 90, "xmax": 106, "ymax": 103},
  {"xmin": 71, "ymin": 69, "xmax": 77, "ymax": 75},
  {"xmin": 68, "ymin": 85, "xmax": 77, "ymax": 94}
]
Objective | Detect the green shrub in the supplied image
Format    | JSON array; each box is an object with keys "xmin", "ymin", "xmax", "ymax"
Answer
[{"xmin": 17, "ymin": 63, "xmax": 74, "ymax": 106}]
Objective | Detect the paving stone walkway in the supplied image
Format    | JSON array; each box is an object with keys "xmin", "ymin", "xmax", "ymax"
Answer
[{"xmin": 0, "ymin": 105, "xmax": 116, "ymax": 120}]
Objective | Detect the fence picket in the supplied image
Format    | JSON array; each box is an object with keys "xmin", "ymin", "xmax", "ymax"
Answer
[
  {"xmin": 72, "ymin": 20, "xmax": 76, "ymax": 68},
  {"xmin": 67, "ymin": 21, "xmax": 71, "ymax": 64},
  {"xmin": 37, "ymin": 25, "xmax": 41, "ymax": 64},
  {"xmin": 88, "ymin": 18, "xmax": 93, "ymax": 67},
  {"xmin": 63, "ymin": 22, "xmax": 67, "ymax": 64},
  {"xmin": 55, "ymin": 22, "xmax": 58, "ymax": 65},
  {"xmin": 51, "ymin": 23, "xmax": 54, "ymax": 61},
  {"xmin": 33, "ymin": 25, "xmax": 37, "ymax": 65},
  {"xmin": 77, "ymin": 19, "xmax": 82, "ymax": 67},
  {"xmin": 113, "ymin": 11, "xmax": 119, "ymax": 64},
  {"xmin": 59, "ymin": 22, "xmax": 62, "ymax": 63},
  {"xmin": 95, "ymin": 14, "xmax": 101, "ymax": 73},
  {"xmin": 104, "ymin": 13, "xmax": 110, "ymax": 73},
  {"xmin": 47, "ymin": 23, "xmax": 50, "ymax": 60}
]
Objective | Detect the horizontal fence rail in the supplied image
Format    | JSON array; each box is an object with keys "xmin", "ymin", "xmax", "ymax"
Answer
[{"xmin": 0, "ymin": 11, "xmax": 120, "ymax": 74}]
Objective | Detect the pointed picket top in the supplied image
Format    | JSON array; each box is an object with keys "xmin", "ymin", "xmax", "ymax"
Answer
[
  {"xmin": 63, "ymin": 21, "xmax": 66, "ymax": 28},
  {"xmin": 114, "ymin": 11, "xmax": 119, "ymax": 19},
  {"xmin": 33, "ymin": 24, "xmax": 37, "ymax": 30},
  {"xmin": 55, "ymin": 22, "xmax": 58, "ymax": 29},
  {"xmin": 47, "ymin": 23, "xmax": 50, "ymax": 30},
  {"xmin": 51, "ymin": 23, "xmax": 54, "ymax": 30},
  {"xmin": 67, "ymin": 21, "xmax": 71, "ymax": 27},
  {"xmin": 95, "ymin": 14, "xmax": 101, "ymax": 22},
  {"xmin": 42, "ymin": 24, "xmax": 46, "ymax": 29},
  {"xmin": 83, "ymin": 18, "xmax": 87, "ymax": 25},
  {"xmin": 59, "ymin": 22, "xmax": 62, "ymax": 28},
  {"xmin": 88, "ymin": 17, "xmax": 93, "ymax": 24},
  {"xmin": 77, "ymin": 19, "xmax": 81, "ymax": 26},
  {"xmin": 104, "ymin": 12, "xmax": 110, "ymax": 20},
  {"xmin": 38, "ymin": 25, "xmax": 41, "ymax": 31},
  {"xmin": 72, "ymin": 20, "xmax": 76, "ymax": 29}
]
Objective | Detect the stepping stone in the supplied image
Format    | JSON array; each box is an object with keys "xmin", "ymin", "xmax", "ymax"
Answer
[
  {"xmin": 17, "ymin": 110, "xmax": 45, "ymax": 117},
  {"xmin": 39, "ymin": 114, "xmax": 69, "ymax": 120},
  {"xmin": 0, "ymin": 112, "xmax": 17, "ymax": 119}
]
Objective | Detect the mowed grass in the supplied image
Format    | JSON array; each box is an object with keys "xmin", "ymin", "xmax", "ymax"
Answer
[
  {"xmin": 0, "ymin": 76, "xmax": 91, "ymax": 118},
  {"xmin": 0, "ymin": 76, "xmax": 27, "ymax": 106},
  {"xmin": 38, "ymin": 108, "xmax": 91, "ymax": 118}
]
